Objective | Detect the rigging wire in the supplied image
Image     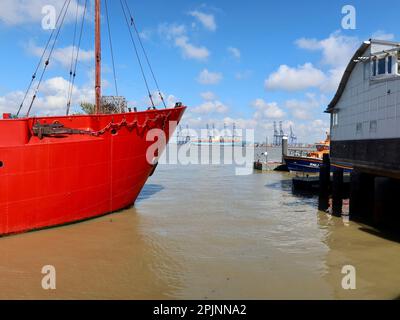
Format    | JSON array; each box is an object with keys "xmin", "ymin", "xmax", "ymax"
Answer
[
  {"xmin": 66, "ymin": 0, "xmax": 88, "ymax": 115},
  {"xmin": 66, "ymin": 0, "xmax": 80, "ymax": 110},
  {"xmin": 123, "ymin": 0, "xmax": 167, "ymax": 108},
  {"xmin": 17, "ymin": 0, "xmax": 69, "ymax": 117},
  {"xmin": 119, "ymin": 0, "xmax": 155, "ymax": 108},
  {"xmin": 105, "ymin": 0, "xmax": 119, "ymax": 97},
  {"xmin": 26, "ymin": 0, "xmax": 73, "ymax": 117}
]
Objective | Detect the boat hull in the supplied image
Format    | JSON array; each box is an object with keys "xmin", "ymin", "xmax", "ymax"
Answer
[
  {"xmin": 283, "ymin": 155, "xmax": 352, "ymax": 173},
  {"xmin": 0, "ymin": 107, "xmax": 185, "ymax": 236}
]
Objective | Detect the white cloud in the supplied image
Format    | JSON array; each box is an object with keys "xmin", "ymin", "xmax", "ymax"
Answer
[
  {"xmin": 159, "ymin": 23, "xmax": 186, "ymax": 39},
  {"xmin": 139, "ymin": 29, "xmax": 153, "ymax": 40},
  {"xmin": 28, "ymin": 42, "xmax": 94, "ymax": 68},
  {"xmin": 371, "ymin": 30, "xmax": 395, "ymax": 41},
  {"xmin": 235, "ymin": 70, "xmax": 252, "ymax": 80},
  {"xmin": 179, "ymin": 96, "xmax": 329, "ymax": 143},
  {"xmin": 319, "ymin": 67, "xmax": 344, "ymax": 93},
  {"xmin": 295, "ymin": 32, "xmax": 372, "ymax": 93},
  {"xmin": 200, "ymin": 91, "xmax": 217, "ymax": 101},
  {"xmin": 128, "ymin": 90, "xmax": 179, "ymax": 109},
  {"xmin": 227, "ymin": 47, "xmax": 241, "ymax": 60},
  {"xmin": 291, "ymin": 32, "xmax": 361, "ymax": 93},
  {"xmin": 0, "ymin": 0, "xmax": 86, "ymax": 26},
  {"xmin": 159, "ymin": 23, "xmax": 210, "ymax": 61},
  {"xmin": 252, "ymin": 99, "xmax": 285, "ymax": 119},
  {"xmin": 265, "ymin": 63, "xmax": 326, "ymax": 91},
  {"xmin": 197, "ymin": 69, "xmax": 223, "ymax": 85},
  {"xmin": 0, "ymin": 90, "xmax": 25, "ymax": 114},
  {"xmin": 0, "ymin": 76, "xmax": 94, "ymax": 116},
  {"xmin": 221, "ymin": 117, "xmax": 258, "ymax": 130},
  {"xmin": 192, "ymin": 100, "xmax": 229, "ymax": 114},
  {"xmin": 188, "ymin": 10, "xmax": 216, "ymax": 31},
  {"xmin": 295, "ymin": 31, "xmax": 359, "ymax": 67},
  {"xmin": 293, "ymin": 118, "xmax": 330, "ymax": 143},
  {"xmin": 175, "ymin": 36, "xmax": 210, "ymax": 61},
  {"xmin": 145, "ymin": 91, "xmax": 178, "ymax": 108},
  {"xmin": 285, "ymin": 93, "xmax": 327, "ymax": 120}
]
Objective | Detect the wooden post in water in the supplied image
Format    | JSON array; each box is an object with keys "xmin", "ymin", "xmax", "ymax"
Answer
[
  {"xmin": 349, "ymin": 170, "xmax": 362, "ymax": 219},
  {"xmin": 281, "ymin": 136, "xmax": 288, "ymax": 159},
  {"xmin": 332, "ymin": 168, "xmax": 344, "ymax": 216},
  {"xmin": 318, "ymin": 154, "xmax": 330, "ymax": 211},
  {"xmin": 350, "ymin": 171, "xmax": 375, "ymax": 222},
  {"xmin": 373, "ymin": 177, "xmax": 392, "ymax": 226}
]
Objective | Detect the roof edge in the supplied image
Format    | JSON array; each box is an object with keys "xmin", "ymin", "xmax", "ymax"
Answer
[{"xmin": 325, "ymin": 41, "xmax": 371, "ymax": 113}]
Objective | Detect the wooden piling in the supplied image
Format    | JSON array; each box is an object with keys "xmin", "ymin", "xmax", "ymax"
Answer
[
  {"xmin": 318, "ymin": 154, "xmax": 330, "ymax": 211},
  {"xmin": 332, "ymin": 168, "xmax": 344, "ymax": 216},
  {"xmin": 374, "ymin": 177, "xmax": 385, "ymax": 226},
  {"xmin": 282, "ymin": 136, "xmax": 288, "ymax": 158},
  {"xmin": 349, "ymin": 170, "xmax": 362, "ymax": 218},
  {"xmin": 349, "ymin": 171, "xmax": 375, "ymax": 222}
]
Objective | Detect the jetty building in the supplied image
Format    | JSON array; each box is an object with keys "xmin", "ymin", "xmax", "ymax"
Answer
[
  {"xmin": 326, "ymin": 39, "xmax": 400, "ymax": 178},
  {"xmin": 326, "ymin": 39, "xmax": 400, "ymax": 226}
]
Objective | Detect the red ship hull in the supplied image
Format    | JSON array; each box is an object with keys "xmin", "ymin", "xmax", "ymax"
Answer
[{"xmin": 0, "ymin": 106, "xmax": 185, "ymax": 236}]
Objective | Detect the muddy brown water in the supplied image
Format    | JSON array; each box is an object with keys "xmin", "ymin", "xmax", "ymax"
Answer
[{"xmin": 0, "ymin": 146, "xmax": 399, "ymax": 299}]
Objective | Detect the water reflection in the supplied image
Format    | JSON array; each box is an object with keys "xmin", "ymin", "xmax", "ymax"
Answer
[
  {"xmin": 0, "ymin": 207, "xmax": 183, "ymax": 299},
  {"xmin": 317, "ymin": 210, "xmax": 400, "ymax": 299},
  {"xmin": 136, "ymin": 184, "xmax": 165, "ymax": 203}
]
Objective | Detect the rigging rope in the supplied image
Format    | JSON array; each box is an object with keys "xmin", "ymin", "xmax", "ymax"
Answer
[
  {"xmin": 123, "ymin": 0, "xmax": 167, "ymax": 108},
  {"xmin": 26, "ymin": 0, "xmax": 73, "ymax": 117},
  {"xmin": 105, "ymin": 0, "xmax": 119, "ymax": 97},
  {"xmin": 119, "ymin": 0, "xmax": 155, "ymax": 108},
  {"xmin": 17, "ymin": 0, "xmax": 70, "ymax": 117},
  {"xmin": 66, "ymin": 0, "xmax": 80, "ymax": 113},
  {"xmin": 66, "ymin": 0, "xmax": 88, "ymax": 115}
]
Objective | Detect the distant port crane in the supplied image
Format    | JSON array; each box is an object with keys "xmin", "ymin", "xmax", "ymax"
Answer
[
  {"xmin": 273, "ymin": 121, "xmax": 286, "ymax": 146},
  {"xmin": 176, "ymin": 124, "xmax": 191, "ymax": 145},
  {"xmin": 289, "ymin": 126, "xmax": 297, "ymax": 146}
]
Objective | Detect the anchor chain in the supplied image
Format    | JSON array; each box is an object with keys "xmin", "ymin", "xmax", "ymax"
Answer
[{"xmin": 32, "ymin": 112, "xmax": 171, "ymax": 140}]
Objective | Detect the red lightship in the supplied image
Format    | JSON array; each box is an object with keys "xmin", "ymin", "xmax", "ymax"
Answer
[{"xmin": 0, "ymin": 0, "xmax": 186, "ymax": 235}]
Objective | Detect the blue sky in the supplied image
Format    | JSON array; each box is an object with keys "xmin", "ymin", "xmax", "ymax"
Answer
[{"xmin": 0, "ymin": 0, "xmax": 398, "ymax": 142}]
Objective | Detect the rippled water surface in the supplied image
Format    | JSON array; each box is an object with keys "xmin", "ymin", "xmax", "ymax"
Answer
[{"xmin": 1, "ymin": 146, "xmax": 400, "ymax": 299}]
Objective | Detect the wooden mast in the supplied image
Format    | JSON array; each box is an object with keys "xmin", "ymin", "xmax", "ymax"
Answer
[{"xmin": 95, "ymin": 0, "xmax": 101, "ymax": 114}]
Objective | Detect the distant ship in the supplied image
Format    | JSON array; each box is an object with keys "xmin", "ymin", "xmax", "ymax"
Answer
[
  {"xmin": 283, "ymin": 134, "xmax": 352, "ymax": 173},
  {"xmin": 191, "ymin": 123, "xmax": 245, "ymax": 146},
  {"xmin": 191, "ymin": 137, "xmax": 244, "ymax": 146}
]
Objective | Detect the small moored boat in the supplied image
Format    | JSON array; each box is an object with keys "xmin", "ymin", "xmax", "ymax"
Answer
[{"xmin": 283, "ymin": 134, "xmax": 352, "ymax": 173}]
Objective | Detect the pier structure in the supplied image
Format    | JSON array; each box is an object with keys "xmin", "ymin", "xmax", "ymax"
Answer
[
  {"xmin": 253, "ymin": 136, "xmax": 289, "ymax": 172},
  {"xmin": 322, "ymin": 39, "xmax": 400, "ymax": 228},
  {"xmin": 317, "ymin": 155, "xmax": 400, "ymax": 227}
]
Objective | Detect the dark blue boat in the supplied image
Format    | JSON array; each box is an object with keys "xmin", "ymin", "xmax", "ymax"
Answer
[{"xmin": 283, "ymin": 155, "xmax": 352, "ymax": 173}]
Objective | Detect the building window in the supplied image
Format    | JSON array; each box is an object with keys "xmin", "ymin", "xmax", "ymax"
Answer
[
  {"xmin": 332, "ymin": 112, "xmax": 339, "ymax": 127},
  {"xmin": 398, "ymin": 56, "xmax": 400, "ymax": 74},
  {"xmin": 371, "ymin": 55, "xmax": 397, "ymax": 78},
  {"xmin": 356, "ymin": 122, "xmax": 363, "ymax": 135},
  {"xmin": 372, "ymin": 59, "xmax": 377, "ymax": 76},
  {"xmin": 378, "ymin": 58, "xmax": 386, "ymax": 75},
  {"xmin": 369, "ymin": 120, "xmax": 377, "ymax": 133},
  {"xmin": 388, "ymin": 56, "xmax": 393, "ymax": 74}
]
